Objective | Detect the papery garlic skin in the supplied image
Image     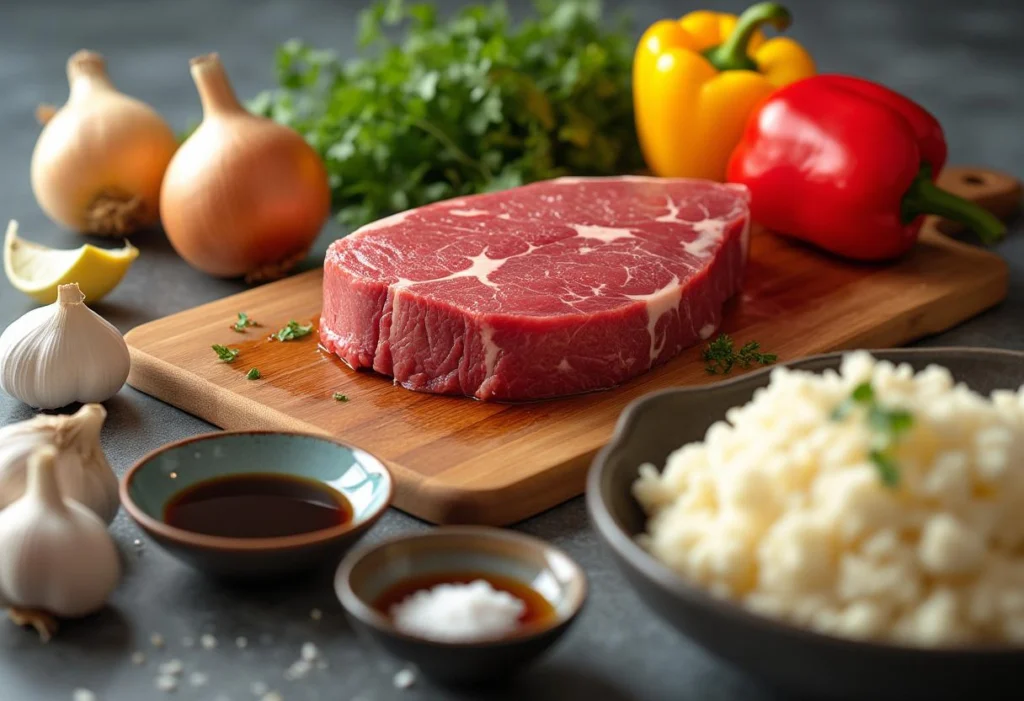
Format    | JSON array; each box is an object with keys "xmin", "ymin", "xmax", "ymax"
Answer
[
  {"xmin": 0, "ymin": 283, "xmax": 130, "ymax": 410},
  {"xmin": 0, "ymin": 404, "xmax": 119, "ymax": 524},
  {"xmin": 0, "ymin": 446, "xmax": 121, "ymax": 619}
]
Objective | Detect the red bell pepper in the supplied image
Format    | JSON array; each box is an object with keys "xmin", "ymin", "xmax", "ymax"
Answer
[{"xmin": 726, "ymin": 74, "xmax": 1005, "ymax": 261}]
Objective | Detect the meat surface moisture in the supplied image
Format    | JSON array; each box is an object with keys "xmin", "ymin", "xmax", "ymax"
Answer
[{"xmin": 320, "ymin": 176, "xmax": 749, "ymax": 401}]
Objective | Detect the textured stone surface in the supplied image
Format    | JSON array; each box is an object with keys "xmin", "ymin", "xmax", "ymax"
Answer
[{"xmin": 0, "ymin": 0, "xmax": 1021, "ymax": 699}]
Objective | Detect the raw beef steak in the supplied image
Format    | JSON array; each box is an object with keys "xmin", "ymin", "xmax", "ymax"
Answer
[{"xmin": 320, "ymin": 176, "xmax": 749, "ymax": 401}]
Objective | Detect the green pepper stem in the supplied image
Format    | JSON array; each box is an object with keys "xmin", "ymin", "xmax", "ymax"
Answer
[
  {"xmin": 703, "ymin": 2, "xmax": 792, "ymax": 72},
  {"xmin": 902, "ymin": 165, "xmax": 1006, "ymax": 244}
]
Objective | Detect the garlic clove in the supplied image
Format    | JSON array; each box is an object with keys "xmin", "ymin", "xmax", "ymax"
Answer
[
  {"xmin": 0, "ymin": 282, "xmax": 130, "ymax": 410},
  {"xmin": 0, "ymin": 446, "xmax": 121, "ymax": 639},
  {"xmin": 0, "ymin": 403, "xmax": 119, "ymax": 524}
]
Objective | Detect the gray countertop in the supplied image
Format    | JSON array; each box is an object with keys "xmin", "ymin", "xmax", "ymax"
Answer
[{"xmin": 2, "ymin": 1, "xmax": 1022, "ymax": 699}]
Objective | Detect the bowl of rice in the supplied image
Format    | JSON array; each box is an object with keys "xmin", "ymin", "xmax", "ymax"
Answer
[{"xmin": 588, "ymin": 348, "xmax": 1024, "ymax": 701}]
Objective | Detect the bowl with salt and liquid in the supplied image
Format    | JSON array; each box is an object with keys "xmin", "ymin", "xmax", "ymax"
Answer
[{"xmin": 335, "ymin": 526, "xmax": 587, "ymax": 685}]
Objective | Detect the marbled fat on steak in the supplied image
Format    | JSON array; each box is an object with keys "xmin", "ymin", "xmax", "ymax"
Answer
[{"xmin": 320, "ymin": 176, "xmax": 749, "ymax": 401}]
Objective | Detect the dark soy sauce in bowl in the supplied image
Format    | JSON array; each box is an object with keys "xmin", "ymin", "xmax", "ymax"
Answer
[{"xmin": 164, "ymin": 473, "xmax": 352, "ymax": 539}]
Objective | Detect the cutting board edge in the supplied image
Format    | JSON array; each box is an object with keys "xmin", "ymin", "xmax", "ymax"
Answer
[{"xmin": 124, "ymin": 251, "xmax": 1010, "ymax": 526}]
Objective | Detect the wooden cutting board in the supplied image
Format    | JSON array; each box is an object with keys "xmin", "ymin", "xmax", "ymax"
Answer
[{"xmin": 125, "ymin": 166, "xmax": 1020, "ymax": 525}]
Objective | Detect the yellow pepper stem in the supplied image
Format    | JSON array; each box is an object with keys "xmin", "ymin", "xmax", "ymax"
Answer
[{"xmin": 703, "ymin": 2, "xmax": 793, "ymax": 72}]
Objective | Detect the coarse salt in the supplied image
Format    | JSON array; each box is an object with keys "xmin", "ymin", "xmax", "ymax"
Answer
[
  {"xmin": 72, "ymin": 690, "xmax": 96, "ymax": 701},
  {"xmin": 200, "ymin": 634, "xmax": 218, "ymax": 649},
  {"xmin": 251, "ymin": 681, "xmax": 269, "ymax": 696},
  {"xmin": 300, "ymin": 642, "xmax": 318, "ymax": 661},
  {"xmin": 130, "ymin": 651, "xmax": 146, "ymax": 666},
  {"xmin": 260, "ymin": 693, "xmax": 283, "ymax": 701},
  {"xmin": 155, "ymin": 675, "xmax": 178, "ymax": 692},
  {"xmin": 158, "ymin": 659, "xmax": 183, "ymax": 676},
  {"xmin": 390, "ymin": 580, "xmax": 525, "ymax": 642},
  {"xmin": 235, "ymin": 636, "xmax": 248, "ymax": 649},
  {"xmin": 150, "ymin": 633, "xmax": 165, "ymax": 648},
  {"xmin": 189, "ymin": 671, "xmax": 209, "ymax": 687},
  {"xmin": 393, "ymin": 668, "xmax": 416, "ymax": 689}
]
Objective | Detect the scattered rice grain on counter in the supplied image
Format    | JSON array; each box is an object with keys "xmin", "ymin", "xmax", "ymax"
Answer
[
  {"xmin": 200, "ymin": 633, "xmax": 218, "ymax": 649},
  {"xmin": 633, "ymin": 351, "xmax": 1024, "ymax": 647},
  {"xmin": 149, "ymin": 633, "xmax": 164, "ymax": 648},
  {"xmin": 130, "ymin": 651, "xmax": 146, "ymax": 666},
  {"xmin": 72, "ymin": 690, "xmax": 96, "ymax": 701}
]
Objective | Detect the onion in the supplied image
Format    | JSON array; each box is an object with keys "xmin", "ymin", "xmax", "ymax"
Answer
[
  {"xmin": 31, "ymin": 51, "xmax": 178, "ymax": 237},
  {"xmin": 160, "ymin": 54, "xmax": 331, "ymax": 282}
]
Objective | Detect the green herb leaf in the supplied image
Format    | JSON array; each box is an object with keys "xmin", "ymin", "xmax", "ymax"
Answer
[
  {"xmin": 851, "ymin": 382, "xmax": 875, "ymax": 403},
  {"xmin": 869, "ymin": 450, "xmax": 901, "ymax": 488},
  {"xmin": 246, "ymin": 368, "xmax": 261, "ymax": 380},
  {"xmin": 212, "ymin": 345, "xmax": 240, "ymax": 363},
  {"xmin": 275, "ymin": 321, "xmax": 314, "ymax": 342},
  {"xmin": 232, "ymin": 312, "xmax": 260, "ymax": 332},
  {"xmin": 832, "ymin": 382, "xmax": 914, "ymax": 488},
  {"xmin": 702, "ymin": 334, "xmax": 776, "ymax": 376},
  {"xmin": 332, "ymin": 392, "xmax": 349, "ymax": 402},
  {"xmin": 243, "ymin": 0, "xmax": 642, "ymax": 230}
]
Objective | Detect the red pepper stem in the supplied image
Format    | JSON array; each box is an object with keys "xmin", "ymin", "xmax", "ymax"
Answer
[
  {"xmin": 901, "ymin": 166, "xmax": 1006, "ymax": 244},
  {"xmin": 703, "ymin": 3, "xmax": 792, "ymax": 72}
]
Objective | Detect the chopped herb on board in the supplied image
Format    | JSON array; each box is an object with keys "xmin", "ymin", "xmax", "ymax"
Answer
[
  {"xmin": 212, "ymin": 345, "xmax": 240, "ymax": 363},
  {"xmin": 232, "ymin": 312, "xmax": 260, "ymax": 332},
  {"xmin": 831, "ymin": 381, "xmax": 914, "ymax": 488},
  {"xmin": 275, "ymin": 321, "xmax": 314, "ymax": 341},
  {"xmin": 702, "ymin": 334, "xmax": 777, "ymax": 375},
  {"xmin": 246, "ymin": 368, "xmax": 261, "ymax": 380},
  {"xmin": 332, "ymin": 392, "xmax": 349, "ymax": 402}
]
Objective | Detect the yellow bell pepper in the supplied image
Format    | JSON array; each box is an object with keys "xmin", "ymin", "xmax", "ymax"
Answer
[{"xmin": 634, "ymin": 2, "xmax": 816, "ymax": 181}]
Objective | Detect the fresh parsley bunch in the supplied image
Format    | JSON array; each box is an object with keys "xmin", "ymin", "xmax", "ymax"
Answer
[{"xmin": 248, "ymin": 0, "xmax": 643, "ymax": 229}]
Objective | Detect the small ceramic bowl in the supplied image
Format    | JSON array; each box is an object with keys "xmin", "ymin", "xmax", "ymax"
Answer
[
  {"xmin": 335, "ymin": 527, "xmax": 587, "ymax": 686},
  {"xmin": 588, "ymin": 348, "xmax": 1024, "ymax": 701},
  {"xmin": 121, "ymin": 431, "xmax": 393, "ymax": 579}
]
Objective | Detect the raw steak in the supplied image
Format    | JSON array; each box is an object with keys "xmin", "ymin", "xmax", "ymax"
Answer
[{"xmin": 320, "ymin": 176, "xmax": 749, "ymax": 401}]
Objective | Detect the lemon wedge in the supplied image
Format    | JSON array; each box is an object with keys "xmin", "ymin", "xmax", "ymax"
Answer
[{"xmin": 3, "ymin": 220, "xmax": 138, "ymax": 304}]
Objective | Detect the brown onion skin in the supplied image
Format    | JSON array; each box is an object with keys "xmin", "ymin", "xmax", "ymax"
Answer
[
  {"xmin": 31, "ymin": 51, "xmax": 178, "ymax": 236},
  {"xmin": 160, "ymin": 54, "xmax": 331, "ymax": 280}
]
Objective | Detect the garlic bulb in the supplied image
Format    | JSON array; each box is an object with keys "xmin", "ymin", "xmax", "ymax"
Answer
[
  {"xmin": 0, "ymin": 283, "xmax": 130, "ymax": 409},
  {"xmin": 0, "ymin": 404, "xmax": 118, "ymax": 524},
  {"xmin": 0, "ymin": 446, "xmax": 121, "ymax": 642},
  {"xmin": 31, "ymin": 50, "xmax": 178, "ymax": 236}
]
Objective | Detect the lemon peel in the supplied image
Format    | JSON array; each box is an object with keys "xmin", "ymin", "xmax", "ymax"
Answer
[{"xmin": 3, "ymin": 220, "xmax": 138, "ymax": 304}]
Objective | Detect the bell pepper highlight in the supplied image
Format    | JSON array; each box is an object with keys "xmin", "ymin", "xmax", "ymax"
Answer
[
  {"xmin": 727, "ymin": 75, "xmax": 1005, "ymax": 261},
  {"xmin": 633, "ymin": 2, "xmax": 816, "ymax": 181}
]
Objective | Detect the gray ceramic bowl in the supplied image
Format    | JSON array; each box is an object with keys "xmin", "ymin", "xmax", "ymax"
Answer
[
  {"xmin": 588, "ymin": 348, "xmax": 1024, "ymax": 701},
  {"xmin": 122, "ymin": 431, "xmax": 392, "ymax": 579},
  {"xmin": 335, "ymin": 526, "xmax": 587, "ymax": 686}
]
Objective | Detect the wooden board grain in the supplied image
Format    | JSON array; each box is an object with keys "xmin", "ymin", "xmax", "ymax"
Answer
[{"xmin": 125, "ymin": 166, "xmax": 1019, "ymax": 525}]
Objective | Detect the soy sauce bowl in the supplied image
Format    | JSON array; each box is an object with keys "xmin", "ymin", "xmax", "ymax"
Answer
[
  {"xmin": 121, "ymin": 431, "xmax": 393, "ymax": 579},
  {"xmin": 335, "ymin": 527, "xmax": 588, "ymax": 686}
]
